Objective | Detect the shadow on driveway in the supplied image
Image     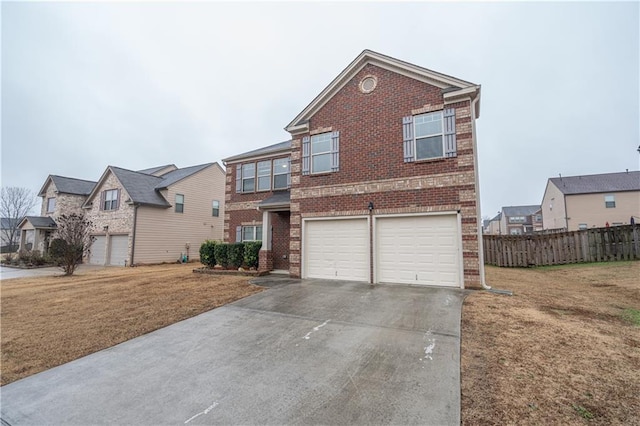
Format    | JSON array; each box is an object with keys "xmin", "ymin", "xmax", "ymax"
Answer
[{"xmin": 0, "ymin": 278, "xmax": 465, "ymax": 425}]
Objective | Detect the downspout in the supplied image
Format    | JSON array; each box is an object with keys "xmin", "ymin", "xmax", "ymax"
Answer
[
  {"xmin": 471, "ymin": 91, "xmax": 491, "ymax": 290},
  {"xmin": 130, "ymin": 204, "xmax": 139, "ymax": 267}
]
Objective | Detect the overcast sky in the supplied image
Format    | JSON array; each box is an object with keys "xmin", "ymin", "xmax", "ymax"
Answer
[{"xmin": 2, "ymin": 1, "xmax": 638, "ymax": 218}]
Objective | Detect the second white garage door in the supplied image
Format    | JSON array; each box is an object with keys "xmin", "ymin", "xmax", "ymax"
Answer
[
  {"xmin": 376, "ymin": 214, "xmax": 460, "ymax": 287},
  {"xmin": 304, "ymin": 218, "xmax": 369, "ymax": 282},
  {"xmin": 109, "ymin": 235, "xmax": 129, "ymax": 266}
]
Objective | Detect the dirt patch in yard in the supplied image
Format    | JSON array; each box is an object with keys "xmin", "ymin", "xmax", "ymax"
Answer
[
  {"xmin": 461, "ymin": 261, "xmax": 640, "ymax": 425},
  {"xmin": 0, "ymin": 264, "xmax": 263, "ymax": 386}
]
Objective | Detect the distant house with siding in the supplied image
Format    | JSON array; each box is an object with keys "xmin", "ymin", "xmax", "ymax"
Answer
[{"xmin": 541, "ymin": 171, "xmax": 640, "ymax": 231}]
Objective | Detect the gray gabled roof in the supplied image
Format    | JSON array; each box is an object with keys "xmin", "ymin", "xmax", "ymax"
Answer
[
  {"xmin": 39, "ymin": 175, "xmax": 96, "ymax": 196},
  {"xmin": 109, "ymin": 167, "xmax": 170, "ymax": 207},
  {"xmin": 550, "ymin": 171, "xmax": 640, "ymax": 195},
  {"xmin": 223, "ymin": 140, "xmax": 291, "ymax": 163},
  {"xmin": 502, "ymin": 205, "xmax": 541, "ymax": 217},
  {"xmin": 137, "ymin": 164, "xmax": 176, "ymax": 175},
  {"xmin": 155, "ymin": 163, "xmax": 214, "ymax": 189},
  {"xmin": 22, "ymin": 216, "xmax": 57, "ymax": 229}
]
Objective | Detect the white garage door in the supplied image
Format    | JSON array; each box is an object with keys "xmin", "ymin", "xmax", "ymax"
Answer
[
  {"xmin": 376, "ymin": 215, "xmax": 460, "ymax": 287},
  {"xmin": 304, "ymin": 218, "xmax": 369, "ymax": 282},
  {"xmin": 109, "ymin": 235, "xmax": 129, "ymax": 266},
  {"xmin": 89, "ymin": 235, "xmax": 106, "ymax": 265}
]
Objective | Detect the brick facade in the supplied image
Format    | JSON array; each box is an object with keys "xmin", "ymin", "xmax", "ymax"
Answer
[{"xmin": 224, "ymin": 52, "xmax": 482, "ymax": 288}]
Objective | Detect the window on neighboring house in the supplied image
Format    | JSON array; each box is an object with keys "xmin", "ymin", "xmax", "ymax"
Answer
[
  {"xmin": 212, "ymin": 200, "xmax": 220, "ymax": 217},
  {"xmin": 47, "ymin": 198, "xmax": 56, "ymax": 213},
  {"xmin": 578, "ymin": 223, "xmax": 588, "ymax": 230},
  {"xmin": 510, "ymin": 228, "xmax": 522, "ymax": 235},
  {"xmin": 239, "ymin": 225, "xmax": 262, "ymax": 242},
  {"xmin": 403, "ymin": 109, "xmax": 457, "ymax": 162},
  {"xmin": 102, "ymin": 189, "xmax": 119, "ymax": 211},
  {"xmin": 273, "ymin": 157, "xmax": 291, "ymax": 190},
  {"xmin": 175, "ymin": 194, "xmax": 184, "ymax": 213},
  {"xmin": 612, "ymin": 222, "xmax": 623, "ymax": 226},
  {"xmin": 509, "ymin": 216, "xmax": 526, "ymax": 223},
  {"xmin": 257, "ymin": 160, "xmax": 271, "ymax": 191},
  {"xmin": 604, "ymin": 195, "xmax": 616, "ymax": 208},
  {"xmin": 302, "ymin": 131, "xmax": 339, "ymax": 175},
  {"xmin": 534, "ymin": 214, "xmax": 542, "ymax": 222}
]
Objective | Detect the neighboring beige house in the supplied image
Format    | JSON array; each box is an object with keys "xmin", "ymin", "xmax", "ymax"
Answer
[
  {"xmin": 18, "ymin": 175, "xmax": 96, "ymax": 253},
  {"xmin": 484, "ymin": 213, "xmax": 501, "ymax": 235},
  {"xmin": 18, "ymin": 163, "xmax": 226, "ymax": 265},
  {"xmin": 83, "ymin": 163, "xmax": 225, "ymax": 265},
  {"xmin": 541, "ymin": 171, "xmax": 640, "ymax": 231}
]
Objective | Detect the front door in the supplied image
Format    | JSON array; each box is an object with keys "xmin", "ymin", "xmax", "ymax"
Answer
[{"xmin": 271, "ymin": 211, "xmax": 290, "ymax": 270}]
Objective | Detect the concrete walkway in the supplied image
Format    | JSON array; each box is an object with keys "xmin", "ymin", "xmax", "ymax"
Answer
[{"xmin": 0, "ymin": 278, "xmax": 465, "ymax": 425}]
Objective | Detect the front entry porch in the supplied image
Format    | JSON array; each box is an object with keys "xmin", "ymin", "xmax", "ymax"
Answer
[{"xmin": 257, "ymin": 192, "xmax": 290, "ymax": 274}]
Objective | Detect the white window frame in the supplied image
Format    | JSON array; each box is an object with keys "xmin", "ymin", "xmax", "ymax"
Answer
[
  {"xmin": 273, "ymin": 157, "xmax": 291, "ymax": 190},
  {"xmin": 242, "ymin": 225, "xmax": 262, "ymax": 242},
  {"xmin": 47, "ymin": 197, "xmax": 56, "ymax": 213},
  {"xmin": 578, "ymin": 223, "xmax": 588, "ymax": 230},
  {"xmin": 414, "ymin": 111, "xmax": 444, "ymax": 161},
  {"xmin": 175, "ymin": 194, "xmax": 184, "ymax": 213},
  {"xmin": 311, "ymin": 133, "xmax": 332, "ymax": 174},
  {"xmin": 257, "ymin": 160, "xmax": 271, "ymax": 192},
  {"xmin": 604, "ymin": 194, "xmax": 616, "ymax": 208},
  {"xmin": 103, "ymin": 189, "xmax": 118, "ymax": 211},
  {"xmin": 212, "ymin": 200, "xmax": 220, "ymax": 217},
  {"xmin": 242, "ymin": 163, "xmax": 255, "ymax": 193},
  {"xmin": 509, "ymin": 216, "xmax": 526, "ymax": 224}
]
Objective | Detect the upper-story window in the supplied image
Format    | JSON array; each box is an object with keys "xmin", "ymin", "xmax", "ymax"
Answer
[
  {"xmin": 302, "ymin": 132, "xmax": 339, "ymax": 175},
  {"xmin": 102, "ymin": 189, "xmax": 119, "ymax": 211},
  {"xmin": 257, "ymin": 160, "xmax": 271, "ymax": 191},
  {"xmin": 403, "ymin": 108, "xmax": 456, "ymax": 162},
  {"xmin": 509, "ymin": 216, "xmax": 526, "ymax": 223},
  {"xmin": 46, "ymin": 197, "xmax": 56, "ymax": 213},
  {"xmin": 236, "ymin": 157, "xmax": 291, "ymax": 193},
  {"xmin": 273, "ymin": 157, "xmax": 291, "ymax": 189},
  {"xmin": 175, "ymin": 194, "xmax": 184, "ymax": 213},
  {"xmin": 212, "ymin": 200, "xmax": 220, "ymax": 217},
  {"xmin": 604, "ymin": 194, "xmax": 616, "ymax": 208}
]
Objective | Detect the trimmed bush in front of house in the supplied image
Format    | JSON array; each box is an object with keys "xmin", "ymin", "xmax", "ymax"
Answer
[
  {"xmin": 214, "ymin": 243, "xmax": 229, "ymax": 269},
  {"xmin": 199, "ymin": 240, "xmax": 217, "ymax": 267},
  {"xmin": 227, "ymin": 243, "xmax": 244, "ymax": 269},
  {"xmin": 199, "ymin": 240, "xmax": 262, "ymax": 270},
  {"xmin": 243, "ymin": 241, "xmax": 261, "ymax": 269}
]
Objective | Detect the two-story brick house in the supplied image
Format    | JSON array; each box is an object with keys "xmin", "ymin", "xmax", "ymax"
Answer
[{"xmin": 224, "ymin": 50, "xmax": 484, "ymax": 288}]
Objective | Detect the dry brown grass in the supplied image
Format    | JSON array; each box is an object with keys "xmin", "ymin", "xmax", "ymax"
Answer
[
  {"xmin": 0, "ymin": 264, "xmax": 263, "ymax": 385},
  {"xmin": 462, "ymin": 261, "xmax": 640, "ymax": 425}
]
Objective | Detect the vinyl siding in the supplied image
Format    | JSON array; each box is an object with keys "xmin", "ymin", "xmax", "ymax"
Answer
[
  {"xmin": 565, "ymin": 191, "xmax": 639, "ymax": 230},
  {"xmin": 133, "ymin": 164, "xmax": 225, "ymax": 264},
  {"xmin": 541, "ymin": 181, "xmax": 568, "ymax": 231}
]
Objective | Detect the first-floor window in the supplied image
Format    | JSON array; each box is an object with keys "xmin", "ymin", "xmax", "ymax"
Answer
[
  {"xmin": 47, "ymin": 197, "xmax": 56, "ymax": 213},
  {"xmin": 175, "ymin": 194, "xmax": 184, "ymax": 213},
  {"xmin": 103, "ymin": 189, "xmax": 119, "ymax": 210},
  {"xmin": 242, "ymin": 225, "xmax": 262, "ymax": 242},
  {"xmin": 510, "ymin": 228, "xmax": 522, "ymax": 235},
  {"xmin": 578, "ymin": 223, "xmax": 588, "ymax": 230},
  {"xmin": 604, "ymin": 195, "xmax": 616, "ymax": 208},
  {"xmin": 212, "ymin": 200, "xmax": 220, "ymax": 217}
]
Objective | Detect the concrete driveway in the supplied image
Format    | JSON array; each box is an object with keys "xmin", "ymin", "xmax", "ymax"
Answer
[{"xmin": 0, "ymin": 278, "xmax": 466, "ymax": 425}]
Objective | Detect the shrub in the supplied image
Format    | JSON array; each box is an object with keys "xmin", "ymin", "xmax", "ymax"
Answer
[
  {"xmin": 227, "ymin": 243, "xmax": 244, "ymax": 269},
  {"xmin": 199, "ymin": 240, "xmax": 217, "ymax": 267},
  {"xmin": 243, "ymin": 241, "xmax": 261, "ymax": 269},
  {"xmin": 214, "ymin": 243, "xmax": 229, "ymax": 268}
]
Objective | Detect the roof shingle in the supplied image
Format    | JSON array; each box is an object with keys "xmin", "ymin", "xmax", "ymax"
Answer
[{"xmin": 550, "ymin": 171, "xmax": 640, "ymax": 195}]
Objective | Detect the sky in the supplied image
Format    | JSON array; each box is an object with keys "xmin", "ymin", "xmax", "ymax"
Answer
[{"xmin": 1, "ymin": 1, "xmax": 639, "ymax": 219}]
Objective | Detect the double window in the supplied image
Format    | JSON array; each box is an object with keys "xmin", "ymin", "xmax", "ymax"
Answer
[
  {"xmin": 46, "ymin": 197, "xmax": 56, "ymax": 213},
  {"xmin": 509, "ymin": 216, "xmax": 526, "ymax": 224},
  {"xmin": 403, "ymin": 108, "xmax": 456, "ymax": 162},
  {"xmin": 239, "ymin": 225, "xmax": 262, "ymax": 242},
  {"xmin": 236, "ymin": 157, "xmax": 291, "ymax": 193},
  {"xmin": 175, "ymin": 194, "xmax": 184, "ymax": 213},
  {"xmin": 604, "ymin": 195, "xmax": 616, "ymax": 208},
  {"xmin": 102, "ymin": 189, "xmax": 119, "ymax": 211}
]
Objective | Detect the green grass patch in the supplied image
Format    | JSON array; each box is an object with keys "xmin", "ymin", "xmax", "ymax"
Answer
[
  {"xmin": 572, "ymin": 404, "xmax": 594, "ymax": 420},
  {"xmin": 621, "ymin": 308, "xmax": 640, "ymax": 326}
]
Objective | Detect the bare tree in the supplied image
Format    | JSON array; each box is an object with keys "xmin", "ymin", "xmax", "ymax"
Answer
[
  {"xmin": 49, "ymin": 213, "xmax": 94, "ymax": 276},
  {"xmin": 0, "ymin": 187, "xmax": 38, "ymax": 252}
]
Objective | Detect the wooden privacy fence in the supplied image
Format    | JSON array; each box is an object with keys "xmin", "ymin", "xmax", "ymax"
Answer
[{"xmin": 483, "ymin": 225, "xmax": 640, "ymax": 267}]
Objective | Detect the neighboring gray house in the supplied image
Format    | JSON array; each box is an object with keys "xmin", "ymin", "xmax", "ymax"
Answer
[{"xmin": 500, "ymin": 205, "xmax": 542, "ymax": 235}]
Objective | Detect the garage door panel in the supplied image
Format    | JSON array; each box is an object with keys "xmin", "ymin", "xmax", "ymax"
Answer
[
  {"xmin": 377, "ymin": 215, "xmax": 460, "ymax": 287},
  {"xmin": 89, "ymin": 236, "xmax": 106, "ymax": 265},
  {"xmin": 305, "ymin": 219, "xmax": 368, "ymax": 282},
  {"xmin": 109, "ymin": 235, "xmax": 128, "ymax": 266}
]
